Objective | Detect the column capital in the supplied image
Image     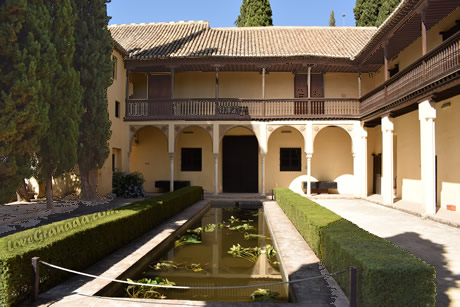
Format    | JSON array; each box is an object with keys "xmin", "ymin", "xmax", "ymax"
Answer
[
  {"xmin": 305, "ymin": 152, "xmax": 313, "ymax": 159},
  {"xmin": 213, "ymin": 153, "xmax": 219, "ymax": 158},
  {"xmin": 381, "ymin": 115, "xmax": 394, "ymax": 133},
  {"xmin": 418, "ymin": 100, "xmax": 436, "ymax": 120},
  {"xmin": 169, "ymin": 152, "xmax": 175, "ymax": 158}
]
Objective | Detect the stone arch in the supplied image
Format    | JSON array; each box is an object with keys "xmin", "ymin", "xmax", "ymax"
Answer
[
  {"xmin": 266, "ymin": 124, "xmax": 306, "ymax": 149},
  {"xmin": 130, "ymin": 126, "xmax": 169, "ymax": 193},
  {"xmin": 129, "ymin": 124, "xmax": 168, "ymax": 152},
  {"xmin": 312, "ymin": 124, "xmax": 353, "ymax": 153},
  {"xmin": 266, "ymin": 126, "xmax": 307, "ymax": 194},
  {"xmin": 174, "ymin": 125, "xmax": 214, "ymax": 192},
  {"xmin": 219, "ymin": 124, "xmax": 261, "ymax": 150},
  {"xmin": 312, "ymin": 126, "xmax": 354, "ymax": 194}
]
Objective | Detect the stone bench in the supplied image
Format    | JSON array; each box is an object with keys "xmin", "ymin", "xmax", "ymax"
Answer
[
  {"xmin": 155, "ymin": 180, "xmax": 190, "ymax": 192},
  {"xmin": 302, "ymin": 181, "xmax": 337, "ymax": 193}
]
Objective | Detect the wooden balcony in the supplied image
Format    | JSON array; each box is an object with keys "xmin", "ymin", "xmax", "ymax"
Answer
[
  {"xmin": 124, "ymin": 98, "xmax": 360, "ymax": 121},
  {"xmin": 361, "ymin": 32, "xmax": 460, "ymax": 117}
]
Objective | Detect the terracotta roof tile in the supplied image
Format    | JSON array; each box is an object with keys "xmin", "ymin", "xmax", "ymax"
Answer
[{"xmin": 109, "ymin": 21, "xmax": 377, "ymax": 60}]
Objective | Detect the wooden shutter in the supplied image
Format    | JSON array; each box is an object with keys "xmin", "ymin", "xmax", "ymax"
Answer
[
  {"xmin": 294, "ymin": 74, "xmax": 308, "ymax": 98},
  {"xmin": 311, "ymin": 74, "xmax": 324, "ymax": 98},
  {"xmin": 148, "ymin": 75, "xmax": 170, "ymax": 99}
]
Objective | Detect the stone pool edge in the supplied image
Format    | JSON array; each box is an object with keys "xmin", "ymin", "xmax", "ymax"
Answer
[{"xmin": 35, "ymin": 199, "xmax": 348, "ymax": 307}]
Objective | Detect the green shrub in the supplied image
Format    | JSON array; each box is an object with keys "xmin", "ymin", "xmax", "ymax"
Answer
[
  {"xmin": 274, "ymin": 188, "xmax": 436, "ymax": 307},
  {"xmin": 0, "ymin": 186, "xmax": 202, "ymax": 306},
  {"xmin": 112, "ymin": 171, "xmax": 145, "ymax": 198}
]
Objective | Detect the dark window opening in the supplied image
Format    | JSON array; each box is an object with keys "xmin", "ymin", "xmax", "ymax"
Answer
[
  {"xmin": 280, "ymin": 148, "xmax": 301, "ymax": 172},
  {"xmin": 115, "ymin": 101, "xmax": 120, "ymax": 118},
  {"xmin": 181, "ymin": 148, "xmax": 202, "ymax": 172},
  {"xmin": 389, "ymin": 64, "xmax": 399, "ymax": 78},
  {"xmin": 112, "ymin": 153, "xmax": 115, "ymax": 172},
  {"xmin": 440, "ymin": 21, "xmax": 460, "ymax": 41}
]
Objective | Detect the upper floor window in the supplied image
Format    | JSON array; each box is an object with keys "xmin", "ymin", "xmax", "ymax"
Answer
[
  {"xmin": 115, "ymin": 101, "xmax": 120, "ymax": 118},
  {"xmin": 112, "ymin": 55, "xmax": 117, "ymax": 81},
  {"xmin": 149, "ymin": 74, "xmax": 170, "ymax": 100}
]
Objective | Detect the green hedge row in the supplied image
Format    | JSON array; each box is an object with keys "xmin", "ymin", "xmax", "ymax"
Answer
[
  {"xmin": 0, "ymin": 186, "xmax": 203, "ymax": 306},
  {"xmin": 274, "ymin": 188, "xmax": 436, "ymax": 307}
]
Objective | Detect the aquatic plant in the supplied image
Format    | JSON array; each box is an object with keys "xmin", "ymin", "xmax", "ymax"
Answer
[
  {"xmin": 175, "ymin": 234, "xmax": 201, "ymax": 247},
  {"xmin": 151, "ymin": 260, "xmax": 179, "ymax": 271},
  {"xmin": 243, "ymin": 232, "xmax": 270, "ymax": 240},
  {"xmin": 185, "ymin": 263, "xmax": 205, "ymax": 272},
  {"xmin": 227, "ymin": 244, "xmax": 261, "ymax": 263},
  {"xmin": 229, "ymin": 216, "xmax": 240, "ymax": 223},
  {"xmin": 229, "ymin": 223, "xmax": 256, "ymax": 232},
  {"xmin": 125, "ymin": 277, "xmax": 175, "ymax": 299},
  {"xmin": 250, "ymin": 288, "xmax": 279, "ymax": 302}
]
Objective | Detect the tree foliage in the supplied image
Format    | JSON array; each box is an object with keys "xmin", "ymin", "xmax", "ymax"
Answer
[
  {"xmin": 329, "ymin": 10, "xmax": 336, "ymax": 27},
  {"xmin": 354, "ymin": 0, "xmax": 401, "ymax": 27},
  {"xmin": 235, "ymin": 0, "xmax": 273, "ymax": 27},
  {"xmin": 0, "ymin": 0, "xmax": 54, "ymax": 203},
  {"xmin": 72, "ymin": 0, "xmax": 113, "ymax": 200},
  {"xmin": 37, "ymin": 0, "xmax": 83, "ymax": 208}
]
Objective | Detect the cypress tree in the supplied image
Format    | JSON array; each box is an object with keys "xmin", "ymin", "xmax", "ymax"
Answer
[
  {"xmin": 72, "ymin": 0, "xmax": 113, "ymax": 201},
  {"xmin": 354, "ymin": 0, "xmax": 401, "ymax": 27},
  {"xmin": 329, "ymin": 10, "xmax": 336, "ymax": 27},
  {"xmin": 354, "ymin": 0, "xmax": 381, "ymax": 26},
  {"xmin": 0, "ymin": 0, "xmax": 54, "ymax": 203},
  {"xmin": 37, "ymin": 0, "xmax": 83, "ymax": 208},
  {"xmin": 376, "ymin": 0, "xmax": 401, "ymax": 26},
  {"xmin": 235, "ymin": 0, "xmax": 273, "ymax": 27}
]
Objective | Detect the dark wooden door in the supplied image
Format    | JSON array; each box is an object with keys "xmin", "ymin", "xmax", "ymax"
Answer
[
  {"xmin": 148, "ymin": 75, "xmax": 170, "ymax": 99},
  {"xmin": 223, "ymin": 136, "xmax": 258, "ymax": 193},
  {"xmin": 294, "ymin": 74, "xmax": 308, "ymax": 98},
  {"xmin": 373, "ymin": 153, "xmax": 382, "ymax": 194}
]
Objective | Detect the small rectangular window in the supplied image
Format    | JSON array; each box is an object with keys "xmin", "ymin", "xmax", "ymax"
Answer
[
  {"xmin": 280, "ymin": 148, "xmax": 301, "ymax": 172},
  {"xmin": 112, "ymin": 55, "xmax": 117, "ymax": 80},
  {"xmin": 181, "ymin": 148, "xmax": 202, "ymax": 172},
  {"xmin": 115, "ymin": 101, "xmax": 120, "ymax": 118}
]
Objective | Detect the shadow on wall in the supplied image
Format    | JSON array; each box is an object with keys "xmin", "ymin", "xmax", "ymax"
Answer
[
  {"xmin": 288, "ymin": 174, "xmax": 355, "ymax": 195},
  {"xmin": 52, "ymin": 171, "xmax": 81, "ymax": 198},
  {"xmin": 385, "ymin": 232, "xmax": 460, "ymax": 306}
]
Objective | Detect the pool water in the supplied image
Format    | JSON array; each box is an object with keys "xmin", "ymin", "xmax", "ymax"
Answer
[{"xmin": 117, "ymin": 203, "xmax": 288, "ymax": 302}]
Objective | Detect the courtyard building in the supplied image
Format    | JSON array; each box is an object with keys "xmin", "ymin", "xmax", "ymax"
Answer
[{"xmin": 99, "ymin": 0, "xmax": 460, "ymax": 217}]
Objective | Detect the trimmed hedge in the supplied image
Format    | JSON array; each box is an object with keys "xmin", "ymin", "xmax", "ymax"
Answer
[
  {"xmin": 274, "ymin": 188, "xmax": 436, "ymax": 307},
  {"xmin": 0, "ymin": 186, "xmax": 203, "ymax": 306}
]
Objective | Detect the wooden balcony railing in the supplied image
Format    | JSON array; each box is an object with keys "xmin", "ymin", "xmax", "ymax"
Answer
[
  {"xmin": 361, "ymin": 31, "xmax": 460, "ymax": 116},
  {"xmin": 124, "ymin": 98, "xmax": 360, "ymax": 121}
]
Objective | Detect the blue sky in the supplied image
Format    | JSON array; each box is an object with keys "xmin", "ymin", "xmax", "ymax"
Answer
[{"xmin": 107, "ymin": 0, "xmax": 358, "ymax": 27}]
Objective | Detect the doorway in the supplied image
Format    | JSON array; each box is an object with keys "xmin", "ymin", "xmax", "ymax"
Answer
[{"xmin": 223, "ymin": 136, "xmax": 258, "ymax": 193}]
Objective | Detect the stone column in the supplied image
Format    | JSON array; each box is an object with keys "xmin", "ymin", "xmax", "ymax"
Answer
[
  {"xmin": 260, "ymin": 153, "xmax": 266, "ymax": 196},
  {"xmin": 381, "ymin": 116, "xmax": 394, "ymax": 205},
  {"xmin": 169, "ymin": 153, "xmax": 174, "ymax": 192},
  {"xmin": 214, "ymin": 153, "xmax": 219, "ymax": 195},
  {"xmin": 419, "ymin": 100, "xmax": 436, "ymax": 216},
  {"xmin": 306, "ymin": 153, "xmax": 312, "ymax": 196},
  {"xmin": 353, "ymin": 123, "xmax": 368, "ymax": 198},
  {"xmin": 360, "ymin": 127, "xmax": 368, "ymax": 198}
]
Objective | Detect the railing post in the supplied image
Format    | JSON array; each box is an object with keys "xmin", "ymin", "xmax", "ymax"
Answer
[
  {"xmin": 349, "ymin": 266, "xmax": 357, "ymax": 307},
  {"xmin": 32, "ymin": 257, "xmax": 40, "ymax": 301}
]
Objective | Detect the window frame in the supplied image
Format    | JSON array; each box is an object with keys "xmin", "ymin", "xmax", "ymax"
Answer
[
  {"xmin": 280, "ymin": 147, "xmax": 302, "ymax": 172},
  {"xmin": 181, "ymin": 148, "xmax": 202, "ymax": 172}
]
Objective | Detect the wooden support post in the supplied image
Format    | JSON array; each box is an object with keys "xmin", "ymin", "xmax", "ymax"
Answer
[
  {"xmin": 261, "ymin": 67, "xmax": 266, "ymax": 99},
  {"xmin": 358, "ymin": 72, "xmax": 362, "ymax": 98},
  {"xmin": 384, "ymin": 43, "xmax": 389, "ymax": 82},
  {"xmin": 215, "ymin": 67, "xmax": 219, "ymax": 99},
  {"xmin": 421, "ymin": 8, "xmax": 427, "ymax": 56},
  {"xmin": 32, "ymin": 257, "xmax": 40, "ymax": 301},
  {"xmin": 170, "ymin": 68, "xmax": 175, "ymax": 99},
  {"xmin": 349, "ymin": 266, "xmax": 357, "ymax": 307},
  {"xmin": 307, "ymin": 65, "xmax": 312, "ymax": 99}
]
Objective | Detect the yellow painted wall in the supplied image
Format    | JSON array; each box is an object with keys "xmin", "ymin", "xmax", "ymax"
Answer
[
  {"xmin": 220, "ymin": 72, "xmax": 261, "ymax": 98},
  {"xmin": 436, "ymin": 95, "xmax": 460, "ymax": 208},
  {"xmin": 130, "ymin": 126, "xmax": 170, "ymax": 192},
  {"xmin": 266, "ymin": 127, "xmax": 306, "ymax": 191},
  {"xmin": 175, "ymin": 72, "xmax": 215, "ymax": 98},
  {"xmin": 174, "ymin": 126, "xmax": 214, "ymax": 192},
  {"xmin": 312, "ymin": 127, "xmax": 353, "ymax": 193},
  {"xmin": 324, "ymin": 73, "xmax": 359, "ymax": 98},
  {"xmin": 393, "ymin": 110, "xmax": 421, "ymax": 202},
  {"xmin": 265, "ymin": 72, "xmax": 294, "ymax": 98},
  {"xmin": 129, "ymin": 72, "xmax": 147, "ymax": 99},
  {"xmin": 360, "ymin": 72, "xmax": 383, "ymax": 96}
]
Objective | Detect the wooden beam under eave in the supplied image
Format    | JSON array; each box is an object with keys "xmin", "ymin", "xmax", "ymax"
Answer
[
  {"xmin": 421, "ymin": 9, "xmax": 427, "ymax": 56},
  {"xmin": 384, "ymin": 43, "xmax": 389, "ymax": 81}
]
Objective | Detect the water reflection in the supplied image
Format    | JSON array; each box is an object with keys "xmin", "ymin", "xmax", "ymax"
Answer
[{"xmin": 123, "ymin": 205, "xmax": 288, "ymax": 302}]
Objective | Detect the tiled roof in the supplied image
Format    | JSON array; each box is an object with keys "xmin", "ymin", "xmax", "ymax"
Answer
[{"xmin": 109, "ymin": 21, "xmax": 377, "ymax": 60}]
